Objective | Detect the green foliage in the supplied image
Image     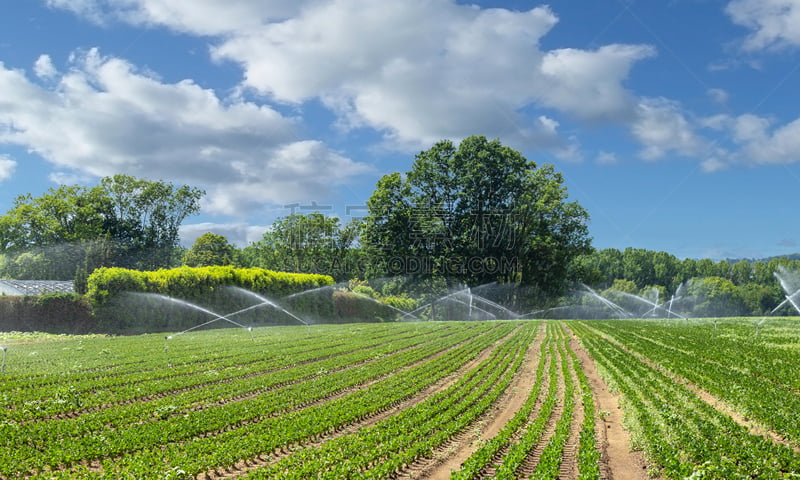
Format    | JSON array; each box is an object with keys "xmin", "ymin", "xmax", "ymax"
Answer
[
  {"xmin": 85, "ymin": 266, "xmax": 334, "ymax": 332},
  {"xmin": 686, "ymin": 276, "xmax": 747, "ymax": 317},
  {"xmin": 182, "ymin": 233, "xmax": 237, "ymax": 267},
  {"xmin": 361, "ymin": 136, "xmax": 591, "ymax": 300},
  {"xmin": 241, "ymin": 212, "xmax": 362, "ymax": 281},
  {"xmin": 87, "ymin": 266, "xmax": 331, "ymax": 305},
  {"xmin": 0, "ymin": 175, "xmax": 204, "ymax": 277},
  {"xmin": 571, "ymin": 247, "xmax": 800, "ymax": 316}
]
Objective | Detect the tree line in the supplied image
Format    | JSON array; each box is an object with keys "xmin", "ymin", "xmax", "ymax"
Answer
[
  {"xmin": 572, "ymin": 247, "xmax": 794, "ymax": 316},
  {"xmin": 1, "ymin": 136, "xmax": 797, "ymax": 317}
]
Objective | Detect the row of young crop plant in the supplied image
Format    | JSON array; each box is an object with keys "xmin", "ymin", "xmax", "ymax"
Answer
[
  {"xmin": 572, "ymin": 321, "xmax": 800, "ymax": 479},
  {"xmin": 78, "ymin": 323, "xmax": 515, "ymax": 479},
  {"xmin": 451, "ymin": 322, "xmax": 600, "ymax": 480},
  {"xmin": 585, "ymin": 319, "xmax": 800, "ymax": 446},
  {"xmin": 3, "ymin": 324, "xmax": 456, "ymax": 421},
  {"xmin": 4, "ymin": 322, "xmax": 502, "ymax": 476},
  {"xmin": 2, "ymin": 322, "xmax": 426, "ymax": 389},
  {"xmin": 241, "ymin": 322, "xmax": 538, "ymax": 479},
  {"xmin": 6, "ymin": 324, "xmax": 474, "ymax": 458},
  {"xmin": 7, "ymin": 322, "xmax": 512, "ymax": 478}
]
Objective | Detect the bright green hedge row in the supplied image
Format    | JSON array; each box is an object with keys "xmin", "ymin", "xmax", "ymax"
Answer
[
  {"xmin": 87, "ymin": 266, "xmax": 334, "ymax": 333},
  {"xmin": 87, "ymin": 266, "xmax": 333, "ymax": 306}
]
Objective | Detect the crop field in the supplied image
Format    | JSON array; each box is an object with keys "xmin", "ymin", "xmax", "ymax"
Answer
[{"xmin": 1, "ymin": 318, "xmax": 799, "ymax": 479}]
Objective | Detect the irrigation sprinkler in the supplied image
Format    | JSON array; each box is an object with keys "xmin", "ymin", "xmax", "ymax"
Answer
[{"xmin": 1, "ymin": 346, "xmax": 7, "ymax": 374}]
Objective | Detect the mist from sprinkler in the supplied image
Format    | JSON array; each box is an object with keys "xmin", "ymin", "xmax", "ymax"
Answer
[
  {"xmin": 227, "ymin": 287, "xmax": 309, "ymax": 325},
  {"xmin": 1, "ymin": 346, "xmax": 7, "ymax": 374}
]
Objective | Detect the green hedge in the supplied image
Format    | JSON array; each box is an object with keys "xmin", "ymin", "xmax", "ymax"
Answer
[
  {"xmin": 0, "ymin": 293, "xmax": 95, "ymax": 334},
  {"xmin": 87, "ymin": 266, "xmax": 334, "ymax": 333}
]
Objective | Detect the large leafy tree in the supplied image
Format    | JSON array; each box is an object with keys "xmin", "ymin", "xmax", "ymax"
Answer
[
  {"xmin": 0, "ymin": 175, "xmax": 204, "ymax": 278},
  {"xmin": 242, "ymin": 212, "xmax": 362, "ymax": 281},
  {"xmin": 361, "ymin": 135, "xmax": 591, "ymax": 301},
  {"xmin": 183, "ymin": 232, "xmax": 237, "ymax": 267}
]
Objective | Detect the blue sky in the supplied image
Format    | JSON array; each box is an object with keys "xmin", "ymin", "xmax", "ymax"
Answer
[{"xmin": 1, "ymin": 1, "xmax": 799, "ymax": 260}]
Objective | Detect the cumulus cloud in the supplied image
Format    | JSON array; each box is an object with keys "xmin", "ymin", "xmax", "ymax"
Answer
[
  {"xmin": 54, "ymin": 0, "xmax": 761, "ymax": 169},
  {"xmin": 726, "ymin": 0, "xmax": 800, "ymax": 51},
  {"xmin": 0, "ymin": 154, "xmax": 16, "ymax": 182},
  {"xmin": 0, "ymin": 49, "xmax": 370, "ymax": 215},
  {"xmin": 46, "ymin": 0, "xmax": 301, "ymax": 33},
  {"xmin": 49, "ymin": 1, "xmax": 657, "ymax": 156},
  {"xmin": 736, "ymin": 116, "xmax": 800, "ymax": 164},
  {"xmin": 211, "ymin": 3, "xmax": 655, "ymax": 150},
  {"xmin": 538, "ymin": 44, "xmax": 656, "ymax": 121},
  {"xmin": 33, "ymin": 54, "xmax": 58, "ymax": 79},
  {"xmin": 631, "ymin": 98, "xmax": 706, "ymax": 161}
]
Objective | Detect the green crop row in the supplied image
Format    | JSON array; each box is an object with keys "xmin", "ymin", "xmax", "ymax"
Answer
[
  {"xmin": 13, "ymin": 323, "xmax": 511, "ymax": 478},
  {"xmin": 4, "ymin": 323, "xmax": 498, "ymax": 476},
  {"xmin": 451, "ymin": 322, "xmax": 551, "ymax": 479},
  {"xmin": 241, "ymin": 323, "xmax": 537, "ymax": 479},
  {"xmin": 572, "ymin": 322, "xmax": 800, "ymax": 479},
  {"xmin": 587, "ymin": 319, "xmax": 800, "ymax": 445}
]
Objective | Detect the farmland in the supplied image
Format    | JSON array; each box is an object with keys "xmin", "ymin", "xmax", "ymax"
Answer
[{"xmin": 1, "ymin": 319, "xmax": 800, "ymax": 479}]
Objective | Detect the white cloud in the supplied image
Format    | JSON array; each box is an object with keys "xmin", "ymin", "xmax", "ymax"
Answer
[
  {"xmin": 48, "ymin": 1, "xmax": 684, "ymax": 164},
  {"xmin": 701, "ymin": 157, "xmax": 728, "ymax": 172},
  {"xmin": 726, "ymin": 0, "xmax": 800, "ymax": 51},
  {"xmin": 0, "ymin": 154, "xmax": 16, "ymax": 182},
  {"xmin": 46, "ymin": 0, "xmax": 302, "ymax": 33},
  {"xmin": 0, "ymin": 50, "xmax": 370, "ymax": 215},
  {"xmin": 736, "ymin": 116, "xmax": 800, "ymax": 164},
  {"xmin": 179, "ymin": 222, "xmax": 269, "ymax": 248},
  {"xmin": 205, "ymin": 2, "xmax": 653, "ymax": 151},
  {"xmin": 33, "ymin": 54, "xmax": 58, "ymax": 79},
  {"xmin": 538, "ymin": 44, "xmax": 656, "ymax": 121},
  {"xmin": 632, "ymin": 98, "xmax": 705, "ymax": 161}
]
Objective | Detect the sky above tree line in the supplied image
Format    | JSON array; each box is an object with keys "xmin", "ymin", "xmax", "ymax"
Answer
[{"xmin": 1, "ymin": 0, "xmax": 799, "ymax": 260}]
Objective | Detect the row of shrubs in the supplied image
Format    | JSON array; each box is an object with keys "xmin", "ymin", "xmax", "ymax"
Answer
[
  {"xmin": 1, "ymin": 266, "xmax": 423, "ymax": 334},
  {"xmin": 87, "ymin": 266, "xmax": 335, "ymax": 333}
]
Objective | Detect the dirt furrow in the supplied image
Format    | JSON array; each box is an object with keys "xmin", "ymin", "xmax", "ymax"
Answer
[
  {"xmin": 566, "ymin": 327, "xmax": 648, "ymax": 480},
  {"xmin": 516, "ymin": 336, "xmax": 565, "ymax": 478},
  {"xmin": 400, "ymin": 322, "xmax": 547, "ymax": 480},
  {"xmin": 559, "ymin": 330, "xmax": 584, "ymax": 480},
  {"xmin": 196, "ymin": 325, "xmax": 518, "ymax": 480},
  {"xmin": 582, "ymin": 323, "xmax": 800, "ymax": 455}
]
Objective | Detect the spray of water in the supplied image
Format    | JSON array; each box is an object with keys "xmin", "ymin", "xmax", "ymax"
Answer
[
  {"xmin": 226, "ymin": 287, "xmax": 309, "ymax": 325},
  {"xmin": 1, "ymin": 346, "xmax": 7, "ymax": 374}
]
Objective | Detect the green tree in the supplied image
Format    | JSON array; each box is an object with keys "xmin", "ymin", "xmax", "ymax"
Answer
[
  {"xmin": 687, "ymin": 276, "xmax": 746, "ymax": 317},
  {"xmin": 0, "ymin": 175, "xmax": 204, "ymax": 278},
  {"xmin": 361, "ymin": 136, "xmax": 590, "ymax": 301},
  {"xmin": 99, "ymin": 175, "xmax": 204, "ymax": 269},
  {"xmin": 243, "ymin": 213, "xmax": 361, "ymax": 281},
  {"xmin": 183, "ymin": 233, "xmax": 237, "ymax": 267}
]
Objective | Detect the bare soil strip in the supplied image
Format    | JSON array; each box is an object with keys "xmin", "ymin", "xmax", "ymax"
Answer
[
  {"xmin": 197, "ymin": 325, "xmax": 522, "ymax": 480},
  {"xmin": 583, "ymin": 324, "xmax": 800, "ymax": 454},
  {"xmin": 515, "ymin": 336, "xmax": 565, "ymax": 478},
  {"xmin": 402, "ymin": 322, "xmax": 547, "ymax": 480},
  {"xmin": 559, "ymin": 335, "xmax": 584, "ymax": 480},
  {"xmin": 565, "ymin": 327, "xmax": 649, "ymax": 480}
]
